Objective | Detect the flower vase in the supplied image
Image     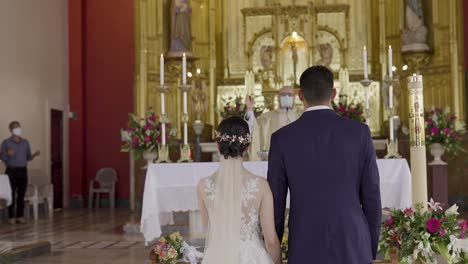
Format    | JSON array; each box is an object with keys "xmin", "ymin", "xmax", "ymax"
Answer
[
  {"xmin": 429, "ymin": 143, "xmax": 447, "ymax": 165},
  {"xmin": 142, "ymin": 150, "xmax": 158, "ymax": 169}
]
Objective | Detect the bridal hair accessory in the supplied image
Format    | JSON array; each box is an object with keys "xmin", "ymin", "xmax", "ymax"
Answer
[{"xmin": 215, "ymin": 131, "xmax": 252, "ymax": 144}]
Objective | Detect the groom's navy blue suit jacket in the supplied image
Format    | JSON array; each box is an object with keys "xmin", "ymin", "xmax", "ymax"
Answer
[{"xmin": 268, "ymin": 109, "xmax": 382, "ymax": 264}]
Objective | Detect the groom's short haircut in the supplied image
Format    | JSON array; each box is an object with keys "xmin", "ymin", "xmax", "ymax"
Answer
[{"xmin": 299, "ymin": 65, "xmax": 334, "ymax": 104}]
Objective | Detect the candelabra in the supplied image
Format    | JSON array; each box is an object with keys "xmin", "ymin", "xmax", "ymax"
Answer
[
  {"xmin": 384, "ymin": 77, "xmax": 401, "ymax": 159},
  {"xmin": 359, "ymin": 78, "xmax": 372, "ymax": 126},
  {"xmin": 155, "ymin": 84, "xmax": 171, "ymax": 163},
  {"xmin": 178, "ymin": 83, "xmax": 193, "ymax": 162}
]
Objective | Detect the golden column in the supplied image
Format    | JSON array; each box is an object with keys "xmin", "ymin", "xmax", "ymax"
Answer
[{"xmin": 407, "ymin": 75, "xmax": 428, "ymax": 206}]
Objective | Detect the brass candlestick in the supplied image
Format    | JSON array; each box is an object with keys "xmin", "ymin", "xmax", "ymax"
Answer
[
  {"xmin": 384, "ymin": 77, "xmax": 401, "ymax": 159},
  {"xmin": 359, "ymin": 79, "xmax": 372, "ymax": 126},
  {"xmin": 155, "ymin": 84, "xmax": 172, "ymax": 163},
  {"xmin": 178, "ymin": 84, "xmax": 193, "ymax": 163}
]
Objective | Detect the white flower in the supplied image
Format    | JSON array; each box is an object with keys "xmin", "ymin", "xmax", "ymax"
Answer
[
  {"xmin": 443, "ymin": 106, "xmax": 451, "ymax": 114},
  {"xmin": 445, "ymin": 204, "xmax": 459, "ymax": 216},
  {"xmin": 428, "ymin": 198, "xmax": 443, "ymax": 212}
]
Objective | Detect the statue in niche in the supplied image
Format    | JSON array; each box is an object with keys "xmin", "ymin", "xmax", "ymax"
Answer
[
  {"xmin": 191, "ymin": 78, "xmax": 207, "ymax": 121},
  {"xmin": 260, "ymin": 46, "xmax": 274, "ymax": 70},
  {"xmin": 315, "ymin": 43, "xmax": 333, "ymax": 67},
  {"xmin": 169, "ymin": 0, "xmax": 192, "ymax": 56},
  {"xmin": 401, "ymin": 0, "xmax": 429, "ymax": 52}
]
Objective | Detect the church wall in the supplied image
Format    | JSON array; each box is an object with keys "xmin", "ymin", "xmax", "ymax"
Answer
[
  {"xmin": 0, "ymin": 0, "xmax": 69, "ymax": 202},
  {"xmin": 69, "ymin": 0, "xmax": 135, "ymax": 206}
]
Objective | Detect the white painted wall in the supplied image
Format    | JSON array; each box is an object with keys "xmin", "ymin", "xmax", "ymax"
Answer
[{"xmin": 0, "ymin": 0, "xmax": 69, "ymax": 205}]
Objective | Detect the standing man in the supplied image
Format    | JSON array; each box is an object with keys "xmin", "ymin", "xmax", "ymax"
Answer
[
  {"xmin": 268, "ymin": 66, "xmax": 381, "ymax": 263},
  {"xmin": 0, "ymin": 121, "xmax": 40, "ymax": 224}
]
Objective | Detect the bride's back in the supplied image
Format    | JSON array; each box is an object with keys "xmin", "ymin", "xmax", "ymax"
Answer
[
  {"xmin": 196, "ymin": 117, "xmax": 279, "ymax": 264},
  {"xmin": 199, "ymin": 172, "xmax": 268, "ymax": 243}
]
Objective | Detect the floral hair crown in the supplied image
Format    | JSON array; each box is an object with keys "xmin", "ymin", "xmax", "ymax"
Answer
[{"xmin": 215, "ymin": 131, "xmax": 252, "ymax": 144}]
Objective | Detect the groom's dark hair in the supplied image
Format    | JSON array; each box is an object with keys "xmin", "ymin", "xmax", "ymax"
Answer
[{"xmin": 299, "ymin": 65, "xmax": 334, "ymax": 104}]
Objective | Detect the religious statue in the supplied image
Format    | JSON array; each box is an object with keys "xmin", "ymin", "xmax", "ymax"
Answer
[
  {"xmin": 260, "ymin": 46, "xmax": 274, "ymax": 70},
  {"xmin": 191, "ymin": 78, "xmax": 207, "ymax": 121},
  {"xmin": 315, "ymin": 43, "xmax": 333, "ymax": 67},
  {"xmin": 169, "ymin": 0, "xmax": 192, "ymax": 56},
  {"xmin": 401, "ymin": 0, "xmax": 429, "ymax": 52}
]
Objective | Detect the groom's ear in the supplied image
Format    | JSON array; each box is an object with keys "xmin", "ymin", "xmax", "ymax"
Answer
[
  {"xmin": 331, "ymin": 88, "xmax": 337, "ymax": 100},
  {"xmin": 298, "ymin": 90, "xmax": 305, "ymax": 102}
]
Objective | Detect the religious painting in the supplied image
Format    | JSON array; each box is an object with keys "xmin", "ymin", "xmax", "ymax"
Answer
[
  {"xmin": 314, "ymin": 30, "xmax": 341, "ymax": 71},
  {"xmin": 251, "ymin": 32, "xmax": 275, "ymax": 73}
]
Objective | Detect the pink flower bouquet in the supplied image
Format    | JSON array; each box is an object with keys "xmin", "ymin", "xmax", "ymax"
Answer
[
  {"xmin": 332, "ymin": 95, "xmax": 365, "ymax": 123},
  {"xmin": 379, "ymin": 199, "xmax": 468, "ymax": 263},
  {"xmin": 425, "ymin": 107, "xmax": 466, "ymax": 157},
  {"xmin": 121, "ymin": 111, "xmax": 176, "ymax": 159}
]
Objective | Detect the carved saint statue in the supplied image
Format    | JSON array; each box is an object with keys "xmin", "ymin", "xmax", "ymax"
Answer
[
  {"xmin": 401, "ymin": 0, "xmax": 429, "ymax": 52},
  {"xmin": 191, "ymin": 78, "xmax": 207, "ymax": 121},
  {"xmin": 315, "ymin": 43, "xmax": 333, "ymax": 67},
  {"xmin": 169, "ymin": 0, "xmax": 192, "ymax": 55}
]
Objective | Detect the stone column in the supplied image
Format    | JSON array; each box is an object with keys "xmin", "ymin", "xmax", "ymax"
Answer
[{"xmin": 407, "ymin": 74, "xmax": 428, "ymax": 205}]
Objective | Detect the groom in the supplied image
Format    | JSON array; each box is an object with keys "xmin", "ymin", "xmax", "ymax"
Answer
[{"xmin": 268, "ymin": 66, "xmax": 382, "ymax": 264}]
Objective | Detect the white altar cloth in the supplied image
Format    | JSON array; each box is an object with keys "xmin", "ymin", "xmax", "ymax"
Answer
[
  {"xmin": 141, "ymin": 159, "xmax": 412, "ymax": 244},
  {"xmin": 0, "ymin": 174, "xmax": 12, "ymax": 206}
]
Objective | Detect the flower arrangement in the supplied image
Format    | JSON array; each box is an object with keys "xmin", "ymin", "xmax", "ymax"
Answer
[
  {"xmin": 379, "ymin": 199, "xmax": 468, "ymax": 264},
  {"xmin": 154, "ymin": 232, "xmax": 184, "ymax": 264},
  {"xmin": 424, "ymin": 107, "xmax": 466, "ymax": 157},
  {"xmin": 332, "ymin": 95, "xmax": 365, "ymax": 123},
  {"xmin": 218, "ymin": 96, "xmax": 264, "ymax": 119},
  {"xmin": 121, "ymin": 111, "xmax": 176, "ymax": 159}
]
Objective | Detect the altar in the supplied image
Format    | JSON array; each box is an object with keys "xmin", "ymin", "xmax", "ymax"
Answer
[{"xmin": 140, "ymin": 159, "xmax": 412, "ymax": 244}]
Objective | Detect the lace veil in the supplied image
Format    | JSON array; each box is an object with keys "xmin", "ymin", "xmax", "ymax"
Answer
[{"xmin": 202, "ymin": 157, "xmax": 243, "ymax": 264}]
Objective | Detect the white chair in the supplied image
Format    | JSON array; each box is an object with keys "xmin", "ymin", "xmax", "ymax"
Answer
[
  {"xmin": 88, "ymin": 168, "xmax": 118, "ymax": 209},
  {"xmin": 24, "ymin": 184, "xmax": 54, "ymax": 221}
]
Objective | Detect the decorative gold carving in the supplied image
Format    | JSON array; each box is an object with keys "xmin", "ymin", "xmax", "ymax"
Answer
[
  {"xmin": 315, "ymin": 4, "xmax": 349, "ymax": 14},
  {"xmin": 402, "ymin": 51, "xmax": 433, "ymax": 73}
]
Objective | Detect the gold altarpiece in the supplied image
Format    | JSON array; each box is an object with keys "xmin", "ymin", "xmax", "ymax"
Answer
[{"xmin": 134, "ymin": 0, "xmax": 465, "ymax": 138}]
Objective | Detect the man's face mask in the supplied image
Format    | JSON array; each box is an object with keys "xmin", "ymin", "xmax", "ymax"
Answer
[
  {"xmin": 12, "ymin": 127, "xmax": 22, "ymax": 136},
  {"xmin": 280, "ymin": 95, "xmax": 294, "ymax": 109}
]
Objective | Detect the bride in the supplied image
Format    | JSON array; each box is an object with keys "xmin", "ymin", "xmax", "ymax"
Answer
[{"xmin": 197, "ymin": 117, "xmax": 281, "ymax": 264}]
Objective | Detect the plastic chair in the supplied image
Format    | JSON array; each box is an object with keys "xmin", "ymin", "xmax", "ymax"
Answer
[
  {"xmin": 88, "ymin": 168, "xmax": 118, "ymax": 209},
  {"xmin": 24, "ymin": 184, "xmax": 54, "ymax": 220}
]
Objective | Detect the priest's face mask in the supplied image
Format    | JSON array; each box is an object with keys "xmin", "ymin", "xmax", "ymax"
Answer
[{"xmin": 278, "ymin": 87, "xmax": 295, "ymax": 109}]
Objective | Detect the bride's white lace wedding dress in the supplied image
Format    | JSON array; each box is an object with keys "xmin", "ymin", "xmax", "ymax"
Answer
[{"xmin": 199, "ymin": 173, "xmax": 275, "ymax": 264}]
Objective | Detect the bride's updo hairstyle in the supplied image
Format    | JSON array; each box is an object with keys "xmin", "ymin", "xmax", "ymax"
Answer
[{"xmin": 215, "ymin": 116, "xmax": 252, "ymax": 159}]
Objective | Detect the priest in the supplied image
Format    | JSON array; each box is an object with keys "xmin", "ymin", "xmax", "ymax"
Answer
[{"xmin": 245, "ymin": 86, "xmax": 302, "ymax": 161}]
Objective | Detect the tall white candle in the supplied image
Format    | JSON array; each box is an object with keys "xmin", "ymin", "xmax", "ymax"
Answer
[
  {"xmin": 389, "ymin": 84, "xmax": 394, "ymax": 109},
  {"xmin": 363, "ymin": 46, "xmax": 368, "ymax": 79},
  {"xmin": 182, "ymin": 53, "xmax": 187, "ymax": 85},
  {"xmin": 162, "ymin": 123, "xmax": 166, "ymax": 146},
  {"xmin": 388, "ymin": 46, "xmax": 393, "ymax": 78},
  {"xmin": 183, "ymin": 123, "xmax": 188, "ymax": 145},
  {"xmin": 160, "ymin": 54, "xmax": 164, "ymax": 85},
  {"xmin": 183, "ymin": 92, "xmax": 187, "ymax": 113},
  {"xmin": 365, "ymin": 87, "xmax": 369, "ymax": 109},
  {"xmin": 389, "ymin": 116, "xmax": 394, "ymax": 141},
  {"xmin": 161, "ymin": 92, "xmax": 165, "ymax": 114}
]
